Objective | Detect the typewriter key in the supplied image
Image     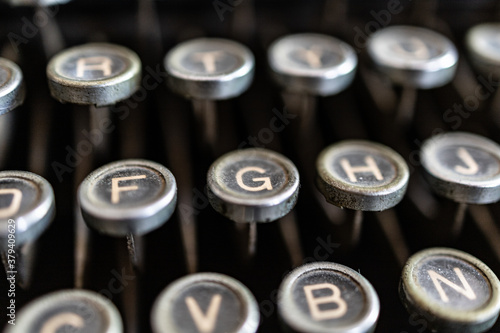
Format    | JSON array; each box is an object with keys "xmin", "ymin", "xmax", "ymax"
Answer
[
  {"xmin": 6, "ymin": 289, "xmax": 123, "ymax": 333},
  {"xmin": 0, "ymin": 171, "xmax": 55, "ymax": 247},
  {"xmin": 400, "ymin": 247, "xmax": 500, "ymax": 333},
  {"xmin": 0, "ymin": 57, "xmax": 25, "ymax": 115},
  {"xmin": 466, "ymin": 23, "xmax": 500, "ymax": 77},
  {"xmin": 421, "ymin": 132, "xmax": 500, "ymax": 236},
  {"xmin": 316, "ymin": 140, "xmax": 410, "ymax": 254},
  {"xmin": 165, "ymin": 38, "xmax": 255, "ymax": 150},
  {"xmin": 421, "ymin": 132, "xmax": 500, "ymax": 204},
  {"xmin": 278, "ymin": 261, "xmax": 380, "ymax": 333},
  {"xmin": 78, "ymin": 159, "xmax": 177, "ymax": 265},
  {"xmin": 47, "ymin": 43, "xmax": 141, "ymax": 106},
  {"xmin": 316, "ymin": 140, "xmax": 409, "ymax": 212},
  {"xmin": 268, "ymin": 33, "xmax": 357, "ymax": 96},
  {"xmin": 367, "ymin": 25, "xmax": 458, "ymax": 89},
  {"xmin": 151, "ymin": 272, "xmax": 259, "ymax": 333},
  {"xmin": 78, "ymin": 159, "xmax": 177, "ymax": 236},
  {"xmin": 367, "ymin": 25, "xmax": 458, "ymax": 124},
  {"xmin": 208, "ymin": 148, "xmax": 299, "ymax": 256},
  {"xmin": 165, "ymin": 38, "xmax": 254, "ymax": 100},
  {"xmin": 0, "ymin": 171, "xmax": 55, "ymax": 287}
]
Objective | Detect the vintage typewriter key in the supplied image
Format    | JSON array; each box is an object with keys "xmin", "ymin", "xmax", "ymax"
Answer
[
  {"xmin": 466, "ymin": 23, "xmax": 500, "ymax": 78},
  {"xmin": 367, "ymin": 25, "xmax": 458, "ymax": 124},
  {"xmin": 207, "ymin": 148, "xmax": 299, "ymax": 256},
  {"xmin": 78, "ymin": 159, "xmax": 177, "ymax": 265},
  {"xmin": 3, "ymin": 0, "xmax": 71, "ymax": 5},
  {"xmin": 421, "ymin": 132, "xmax": 500, "ymax": 236},
  {"xmin": 0, "ymin": 57, "xmax": 25, "ymax": 115},
  {"xmin": 0, "ymin": 171, "xmax": 55, "ymax": 288},
  {"xmin": 316, "ymin": 140, "xmax": 409, "ymax": 254},
  {"xmin": 400, "ymin": 248, "xmax": 500, "ymax": 333},
  {"xmin": 268, "ymin": 33, "xmax": 357, "ymax": 97},
  {"xmin": 151, "ymin": 272, "xmax": 260, "ymax": 333},
  {"xmin": 278, "ymin": 261, "xmax": 380, "ymax": 333},
  {"xmin": 47, "ymin": 43, "xmax": 141, "ymax": 107},
  {"xmin": 165, "ymin": 38, "xmax": 254, "ymax": 150},
  {"xmin": 6, "ymin": 289, "xmax": 123, "ymax": 333}
]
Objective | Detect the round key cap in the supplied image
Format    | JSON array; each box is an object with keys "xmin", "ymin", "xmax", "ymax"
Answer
[
  {"xmin": 268, "ymin": 33, "xmax": 357, "ymax": 96},
  {"xmin": 0, "ymin": 58, "xmax": 25, "ymax": 115},
  {"xmin": 420, "ymin": 132, "xmax": 500, "ymax": 204},
  {"xmin": 400, "ymin": 247, "xmax": 500, "ymax": 333},
  {"xmin": 47, "ymin": 43, "xmax": 141, "ymax": 106},
  {"xmin": 78, "ymin": 159, "xmax": 177, "ymax": 237},
  {"xmin": 0, "ymin": 171, "xmax": 55, "ymax": 247},
  {"xmin": 316, "ymin": 140, "xmax": 409, "ymax": 211},
  {"xmin": 466, "ymin": 23, "xmax": 500, "ymax": 77},
  {"xmin": 207, "ymin": 148, "xmax": 299, "ymax": 223},
  {"xmin": 165, "ymin": 38, "xmax": 254, "ymax": 100},
  {"xmin": 151, "ymin": 272, "xmax": 259, "ymax": 333},
  {"xmin": 278, "ymin": 261, "xmax": 380, "ymax": 333},
  {"xmin": 6, "ymin": 289, "xmax": 123, "ymax": 333},
  {"xmin": 367, "ymin": 25, "xmax": 458, "ymax": 89}
]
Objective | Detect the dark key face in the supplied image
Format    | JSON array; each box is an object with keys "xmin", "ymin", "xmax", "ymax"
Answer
[
  {"xmin": 400, "ymin": 248, "xmax": 500, "ymax": 333},
  {"xmin": 8, "ymin": 290, "xmax": 122, "ymax": 333},
  {"xmin": 56, "ymin": 52, "xmax": 128, "ymax": 81},
  {"xmin": 415, "ymin": 255, "xmax": 491, "ymax": 311},
  {"xmin": 0, "ymin": 171, "xmax": 54, "ymax": 247},
  {"xmin": 151, "ymin": 273, "xmax": 259, "ymax": 333},
  {"xmin": 278, "ymin": 262, "xmax": 380, "ymax": 333}
]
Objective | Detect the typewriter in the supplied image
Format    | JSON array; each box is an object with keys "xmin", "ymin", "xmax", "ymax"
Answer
[{"xmin": 1, "ymin": 0, "xmax": 500, "ymax": 332}]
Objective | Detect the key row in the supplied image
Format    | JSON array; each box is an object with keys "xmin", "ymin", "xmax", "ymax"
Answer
[
  {"xmin": 1, "ymin": 24, "xmax": 500, "ymax": 113},
  {"xmin": 2, "ymin": 132, "xmax": 500, "ymax": 259},
  {"xmin": 5, "ymin": 247, "xmax": 500, "ymax": 333}
]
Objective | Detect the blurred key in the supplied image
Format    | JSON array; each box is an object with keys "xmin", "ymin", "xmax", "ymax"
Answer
[
  {"xmin": 268, "ymin": 33, "xmax": 357, "ymax": 96},
  {"xmin": 2, "ymin": 0, "xmax": 71, "ymax": 5},
  {"xmin": 278, "ymin": 261, "xmax": 380, "ymax": 333},
  {"xmin": 6, "ymin": 289, "xmax": 123, "ymax": 333},
  {"xmin": 466, "ymin": 23, "xmax": 500, "ymax": 78},
  {"xmin": 151, "ymin": 272, "xmax": 259, "ymax": 333},
  {"xmin": 367, "ymin": 25, "xmax": 458, "ymax": 125},
  {"xmin": 367, "ymin": 25, "xmax": 458, "ymax": 89},
  {"xmin": 165, "ymin": 38, "xmax": 254, "ymax": 151},
  {"xmin": 47, "ymin": 43, "xmax": 141, "ymax": 107},
  {"xmin": 0, "ymin": 57, "xmax": 24, "ymax": 115},
  {"xmin": 400, "ymin": 247, "xmax": 500, "ymax": 333}
]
